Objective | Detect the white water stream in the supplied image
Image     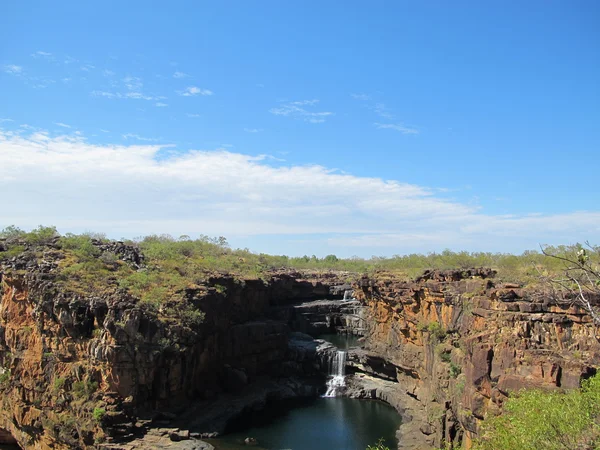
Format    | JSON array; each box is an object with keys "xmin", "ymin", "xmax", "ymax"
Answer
[{"xmin": 323, "ymin": 350, "xmax": 347, "ymax": 397}]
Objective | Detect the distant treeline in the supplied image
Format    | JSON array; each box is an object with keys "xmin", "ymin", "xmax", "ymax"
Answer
[{"xmin": 1, "ymin": 225, "xmax": 595, "ymax": 284}]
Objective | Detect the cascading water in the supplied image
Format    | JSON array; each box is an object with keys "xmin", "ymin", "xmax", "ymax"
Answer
[
  {"xmin": 343, "ymin": 290, "xmax": 352, "ymax": 300},
  {"xmin": 323, "ymin": 350, "xmax": 347, "ymax": 397}
]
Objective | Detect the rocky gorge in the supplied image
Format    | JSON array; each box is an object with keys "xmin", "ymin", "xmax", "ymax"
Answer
[{"xmin": 0, "ymin": 238, "xmax": 599, "ymax": 449}]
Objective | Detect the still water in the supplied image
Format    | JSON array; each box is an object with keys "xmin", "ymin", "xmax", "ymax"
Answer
[
  {"xmin": 212, "ymin": 397, "xmax": 401, "ymax": 450},
  {"xmin": 317, "ymin": 333, "xmax": 361, "ymax": 350}
]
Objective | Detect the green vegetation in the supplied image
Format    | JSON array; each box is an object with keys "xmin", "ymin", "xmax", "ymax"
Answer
[
  {"xmin": 0, "ymin": 369, "xmax": 10, "ymax": 386},
  {"xmin": 53, "ymin": 377, "xmax": 66, "ymax": 392},
  {"xmin": 92, "ymin": 407, "xmax": 106, "ymax": 423},
  {"xmin": 366, "ymin": 438, "xmax": 391, "ymax": 450},
  {"xmin": 2, "ymin": 226, "xmax": 598, "ymax": 282},
  {"xmin": 419, "ymin": 321, "xmax": 447, "ymax": 342},
  {"xmin": 474, "ymin": 373, "xmax": 600, "ymax": 450},
  {"xmin": 448, "ymin": 362, "xmax": 461, "ymax": 378},
  {"xmin": 2, "ymin": 226, "xmax": 599, "ymax": 330},
  {"xmin": 72, "ymin": 380, "xmax": 98, "ymax": 400}
]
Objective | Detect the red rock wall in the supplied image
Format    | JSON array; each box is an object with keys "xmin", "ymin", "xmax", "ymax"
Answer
[{"xmin": 354, "ymin": 270, "xmax": 600, "ymax": 448}]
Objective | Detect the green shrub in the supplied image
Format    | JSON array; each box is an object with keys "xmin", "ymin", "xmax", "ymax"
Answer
[
  {"xmin": 72, "ymin": 380, "xmax": 98, "ymax": 399},
  {"xmin": 474, "ymin": 373, "xmax": 600, "ymax": 450},
  {"xmin": 366, "ymin": 438, "xmax": 391, "ymax": 450},
  {"xmin": 53, "ymin": 377, "xmax": 66, "ymax": 391},
  {"xmin": 24, "ymin": 225, "xmax": 59, "ymax": 245},
  {"xmin": 0, "ymin": 369, "xmax": 11, "ymax": 385},
  {"xmin": 92, "ymin": 407, "xmax": 106, "ymax": 423},
  {"xmin": 449, "ymin": 362, "xmax": 461, "ymax": 378},
  {"xmin": 422, "ymin": 321, "xmax": 446, "ymax": 341},
  {"xmin": 0, "ymin": 244, "xmax": 26, "ymax": 258}
]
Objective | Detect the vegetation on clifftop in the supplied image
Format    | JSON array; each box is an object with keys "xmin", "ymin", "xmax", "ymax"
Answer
[
  {"xmin": 474, "ymin": 373, "xmax": 600, "ymax": 450},
  {"xmin": 1, "ymin": 225, "xmax": 598, "ymax": 317}
]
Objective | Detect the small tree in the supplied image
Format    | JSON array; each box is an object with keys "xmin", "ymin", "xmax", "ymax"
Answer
[{"xmin": 539, "ymin": 242, "xmax": 600, "ymax": 327}]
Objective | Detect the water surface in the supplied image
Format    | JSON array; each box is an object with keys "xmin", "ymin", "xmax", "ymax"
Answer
[
  {"xmin": 317, "ymin": 333, "xmax": 361, "ymax": 350},
  {"xmin": 213, "ymin": 397, "xmax": 400, "ymax": 450}
]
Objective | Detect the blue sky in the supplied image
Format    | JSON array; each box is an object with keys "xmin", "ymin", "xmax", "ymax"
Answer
[{"xmin": 1, "ymin": 1, "xmax": 599, "ymax": 257}]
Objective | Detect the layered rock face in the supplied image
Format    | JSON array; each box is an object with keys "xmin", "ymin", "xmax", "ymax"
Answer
[
  {"xmin": 0, "ymin": 246, "xmax": 350, "ymax": 449},
  {"xmin": 1, "ymin": 242, "xmax": 598, "ymax": 450},
  {"xmin": 352, "ymin": 269, "xmax": 600, "ymax": 448}
]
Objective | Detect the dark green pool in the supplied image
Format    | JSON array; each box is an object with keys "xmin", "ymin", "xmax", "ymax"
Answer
[
  {"xmin": 212, "ymin": 397, "xmax": 401, "ymax": 450},
  {"xmin": 317, "ymin": 333, "xmax": 361, "ymax": 350}
]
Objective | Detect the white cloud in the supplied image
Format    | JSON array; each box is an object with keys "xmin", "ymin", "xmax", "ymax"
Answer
[
  {"xmin": 122, "ymin": 133, "xmax": 158, "ymax": 142},
  {"xmin": 103, "ymin": 70, "xmax": 115, "ymax": 77},
  {"xmin": 372, "ymin": 103, "xmax": 394, "ymax": 119},
  {"xmin": 100, "ymin": 129, "xmax": 110, "ymax": 133},
  {"xmin": 187, "ymin": 113, "xmax": 201, "ymax": 118},
  {"xmin": 351, "ymin": 93, "xmax": 371, "ymax": 101},
  {"xmin": 0, "ymin": 118, "xmax": 13, "ymax": 123},
  {"xmin": 31, "ymin": 51, "xmax": 53, "ymax": 59},
  {"xmin": 91, "ymin": 90, "xmax": 162, "ymax": 101},
  {"xmin": 54, "ymin": 122, "xmax": 71, "ymax": 128},
  {"xmin": 173, "ymin": 71, "xmax": 189, "ymax": 78},
  {"xmin": 179, "ymin": 86, "xmax": 213, "ymax": 96},
  {"xmin": 62, "ymin": 77, "xmax": 72, "ymax": 83},
  {"xmin": 374, "ymin": 123, "xmax": 419, "ymax": 135},
  {"xmin": 270, "ymin": 100, "xmax": 334, "ymax": 123},
  {"xmin": 244, "ymin": 128, "xmax": 263, "ymax": 133},
  {"xmin": 64, "ymin": 55, "xmax": 77, "ymax": 65},
  {"xmin": 1, "ymin": 130, "xmax": 597, "ymax": 255},
  {"xmin": 123, "ymin": 76, "xmax": 142, "ymax": 91},
  {"xmin": 80, "ymin": 64, "xmax": 95, "ymax": 71},
  {"xmin": 4, "ymin": 65, "xmax": 23, "ymax": 75},
  {"xmin": 155, "ymin": 102, "xmax": 168, "ymax": 107}
]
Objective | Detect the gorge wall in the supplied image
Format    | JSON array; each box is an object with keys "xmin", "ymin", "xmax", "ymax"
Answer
[
  {"xmin": 351, "ymin": 269, "xmax": 600, "ymax": 448},
  {"xmin": 0, "ymin": 242, "xmax": 350, "ymax": 449},
  {"xmin": 0, "ymin": 239, "xmax": 598, "ymax": 450}
]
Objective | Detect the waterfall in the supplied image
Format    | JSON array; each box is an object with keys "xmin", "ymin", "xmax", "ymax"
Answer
[
  {"xmin": 343, "ymin": 289, "xmax": 352, "ymax": 300},
  {"xmin": 323, "ymin": 350, "xmax": 347, "ymax": 397}
]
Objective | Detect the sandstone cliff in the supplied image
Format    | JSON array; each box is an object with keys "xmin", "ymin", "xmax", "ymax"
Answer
[
  {"xmin": 352, "ymin": 269, "xmax": 600, "ymax": 448},
  {"xmin": 0, "ymin": 240, "xmax": 348, "ymax": 449},
  {"xmin": 1, "ymin": 236, "xmax": 598, "ymax": 450}
]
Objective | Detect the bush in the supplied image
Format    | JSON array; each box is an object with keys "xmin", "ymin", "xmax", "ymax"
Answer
[
  {"xmin": 366, "ymin": 438, "xmax": 391, "ymax": 450},
  {"xmin": 449, "ymin": 362, "xmax": 461, "ymax": 378},
  {"xmin": 474, "ymin": 373, "xmax": 600, "ymax": 450},
  {"xmin": 92, "ymin": 407, "xmax": 106, "ymax": 423},
  {"xmin": 53, "ymin": 377, "xmax": 66, "ymax": 391},
  {"xmin": 0, "ymin": 369, "xmax": 10, "ymax": 386},
  {"xmin": 72, "ymin": 380, "xmax": 98, "ymax": 399}
]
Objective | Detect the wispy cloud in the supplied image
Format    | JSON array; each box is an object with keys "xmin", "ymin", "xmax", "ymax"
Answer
[
  {"xmin": 155, "ymin": 102, "xmax": 168, "ymax": 107},
  {"xmin": 31, "ymin": 51, "xmax": 53, "ymax": 60},
  {"xmin": 173, "ymin": 71, "xmax": 189, "ymax": 78},
  {"xmin": 64, "ymin": 55, "xmax": 77, "ymax": 65},
  {"xmin": 178, "ymin": 86, "xmax": 213, "ymax": 96},
  {"xmin": 54, "ymin": 122, "xmax": 71, "ymax": 129},
  {"xmin": 91, "ymin": 90, "xmax": 163, "ymax": 101},
  {"xmin": 372, "ymin": 103, "xmax": 394, "ymax": 119},
  {"xmin": 4, "ymin": 64, "xmax": 23, "ymax": 75},
  {"xmin": 103, "ymin": 69, "xmax": 115, "ymax": 77},
  {"xmin": 374, "ymin": 123, "xmax": 419, "ymax": 135},
  {"xmin": 270, "ymin": 99, "xmax": 334, "ymax": 123},
  {"xmin": 187, "ymin": 113, "xmax": 201, "ymax": 118},
  {"xmin": 80, "ymin": 64, "xmax": 95, "ymax": 72},
  {"xmin": 351, "ymin": 93, "xmax": 371, "ymax": 101},
  {"xmin": 244, "ymin": 128, "xmax": 263, "ymax": 133},
  {"xmin": 123, "ymin": 76, "xmax": 142, "ymax": 91},
  {"xmin": 0, "ymin": 118, "xmax": 14, "ymax": 123},
  {"xmin": 122, "ymin": 133, "xmax": 158, "ymax": 142},
  {"xmin": 99, "ymin": 129, "xmax": 110, "ymax": 133}
]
